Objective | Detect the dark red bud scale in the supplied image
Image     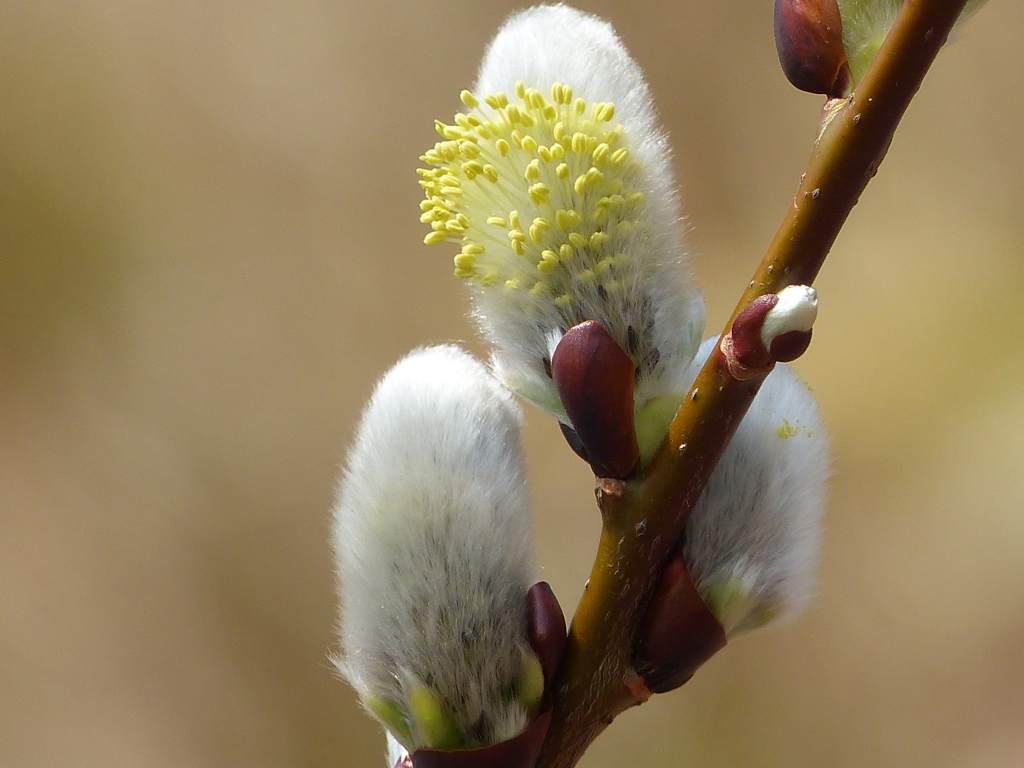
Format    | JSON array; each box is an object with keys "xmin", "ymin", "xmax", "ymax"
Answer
[
  {"xmin": 769, "ymin": 328, "xmax": 813, "ymax": 362},
  {"xmin": 774, "ymin": 0, "xmax": 853, "ymax": 97},
  {"xmin": 411, "ymin": 711, "xmax": 551, "ymax": 768},
  {"xmin": 730, "ymin": 293, "xmax": 779, "ymax": 369},
  {"xmin": 550, "ymin": 320, "xmax": 640, "ymax": 479},
  {"xmin": 635, "ymin": 553, "xmax": 727, "ymax": 694},
  {"xmin": 558, "ymin": 422, "xmax": 590, "ymax": 464},
  {"xmin": 728, "ymin": 287, "xmax": 816, "ymax": 377},
  {"xmin": 526, "ymin": 581, "xmax": 567, "ymax": 687}
]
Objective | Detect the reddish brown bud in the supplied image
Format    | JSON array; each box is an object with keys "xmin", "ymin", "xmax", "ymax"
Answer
[
  {"xmin": 769, "ymin": 328, "xmax": 813, "ymax": 362},
  {"xmin": 526, "ymin": 582, "xmax": 567, "ymax": 687},
  {"xmin": 727, "ymin": 285, "xmax": 817, "ymax": 378},
  {"xmin": 551, "ymin": 320, "xmax": 640, "ymax": 479},
  {"xmin": 730, "ymin": 293, "xmax": 779, "ymax": 369},
  {"xmin": 635, "ymin": 553, "xmax": 726, "ymax": 694},
  {"xmin": 412, "ymin": 711, "xmax": 551, "ymax": 768},
  {"xmin": 558, "ymin": 422, "xmax": 590, "ymax": 464},
  {"xmin": 774, "ymin": 0, "xmax": 852, "ymax": 97}
]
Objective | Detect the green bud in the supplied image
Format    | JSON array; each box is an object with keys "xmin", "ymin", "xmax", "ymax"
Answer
[
  {"xmin": 702, "ymin": 576, "xmax": 779, "ymax": 636},
  {"xmin": 514, "ymin": 652, "xmax": 545, "ymax": 719},
  {"xmin": 634, "ymin": 394, "xmax": 685, "ymax": 466},
  {"xmin": 407, "ymin": 681, "xmax": 465, "ymax": 751},
  {"xmin": 367, "ymin": 697, "xmax": 414, "ymax": 747}
]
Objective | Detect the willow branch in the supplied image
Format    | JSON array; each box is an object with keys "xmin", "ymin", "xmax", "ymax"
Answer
[{"xmin": 537, "ymin": 2, "xmax": 970, "ymax": 767}]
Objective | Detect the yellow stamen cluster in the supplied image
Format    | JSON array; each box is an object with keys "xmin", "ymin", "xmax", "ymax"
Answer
[{"xmin": 418, "ymin": 81, "xmax": 646, "ymax": 313}]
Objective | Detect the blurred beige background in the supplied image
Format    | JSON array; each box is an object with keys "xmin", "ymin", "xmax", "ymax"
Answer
[{"xmin": 1, "ymin": 1, "xmax": 1022, "ymax": 766}]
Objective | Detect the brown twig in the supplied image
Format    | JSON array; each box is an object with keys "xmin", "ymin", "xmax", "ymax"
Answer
[{"xmin": 536, "ymin": 2, "xmax": 971, "ymax": 767}]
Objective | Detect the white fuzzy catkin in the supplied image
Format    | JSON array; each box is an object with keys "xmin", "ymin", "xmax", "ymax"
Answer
[
  {"xmin": 683, "ymin": 337, "xmax": 830, "ymax": 635},
  {"xmin": 333, "ymin": 345, "xmax": 538, "ymax": 751},
  {"xmin": 420, "ymin": 4, "xmax": 704, "ymax": 424}
]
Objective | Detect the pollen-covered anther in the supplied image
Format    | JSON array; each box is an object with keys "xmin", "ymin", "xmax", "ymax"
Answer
[
  {"xmin": 723, "ymin": 285, "xmax": 818, "ymax": 378},
  {"xmin": 416, "ymin": 68, "xmax": 657, "ymax": 291}
]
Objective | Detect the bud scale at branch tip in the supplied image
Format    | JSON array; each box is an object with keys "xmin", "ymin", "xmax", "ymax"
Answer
[
  {"xmin": 418, "ymin": 5, "xmax": 704, "ymax": 449},
  {"xmin": 332, "ymin": 346, "xmax": 543, "ymax": 752}
]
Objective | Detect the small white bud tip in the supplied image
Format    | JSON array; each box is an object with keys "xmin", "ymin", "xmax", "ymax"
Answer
[{"xmin": 760, "ymin": 284, "xmax": 818, "ymax": 350}]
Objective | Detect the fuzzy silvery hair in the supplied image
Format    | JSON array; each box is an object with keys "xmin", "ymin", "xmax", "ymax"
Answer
[{"xmin": 332, "ymin": 345, "xmax": 539, "ymax": 750}]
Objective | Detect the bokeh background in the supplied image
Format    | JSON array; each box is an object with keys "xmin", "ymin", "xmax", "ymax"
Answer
[{"xmin": 2, "ymin": 1, "xmax": 1022, "ymax": 766}]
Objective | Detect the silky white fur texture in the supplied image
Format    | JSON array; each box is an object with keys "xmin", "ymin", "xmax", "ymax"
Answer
[
  {"xmin": 386, "ymin": 733, "xmax": 410, "ymax": 768},
  {"xmin": 333, "ymin": 345, "xmax": 537, "ymax": 750},
  {"xmin": 760, "ymin": 285, "xmax": 817, "ymax": 347},
  {"xmin": 683, "ymin": 337, "xmax": 830, "ymax": 635},
  {"xmin": 471, "ymin": 4, "xmax": 705, "ymax": 421}
]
